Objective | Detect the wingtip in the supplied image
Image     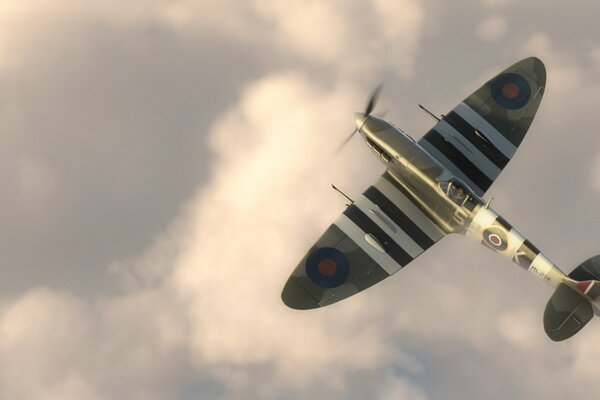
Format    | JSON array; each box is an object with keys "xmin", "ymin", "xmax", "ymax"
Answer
[
  {"xmin": 281, "ymin": 279, "xmax": 321, "ymax": 310},
  {"xmin": 515, "ymin": 56, "xmax": 546, "ymax": 87},
  {"xmin": 530, "ymin": 56, "xmax": 546, "ymax": 87}
]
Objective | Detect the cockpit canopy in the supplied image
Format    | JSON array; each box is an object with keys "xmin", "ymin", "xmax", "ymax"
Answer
[{"xmin": 438, "ymin": 179, "xmax": 481, "ymax": 210}]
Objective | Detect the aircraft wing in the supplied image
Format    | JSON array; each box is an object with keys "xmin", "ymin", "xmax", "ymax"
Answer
[
  {"xmin": 418, "ymin": 57, "xmax": 546, "ymax": 197},
  {"xmin": 282, "ymin": 172, "xmax": 446, "ymax": 309}
]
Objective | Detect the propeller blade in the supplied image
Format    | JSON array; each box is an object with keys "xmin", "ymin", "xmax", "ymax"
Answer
[
  {"xmin": 364, "ymin": 85, "xmax": 382, "ymax": 116},
  {"xmin": 335, "ymin": 128, "xmax": 358, "ymax": 154}
]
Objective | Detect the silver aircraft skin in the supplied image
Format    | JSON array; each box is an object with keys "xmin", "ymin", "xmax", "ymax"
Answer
[{"xmin": 281, "ymin": 57, "xmax": 600, "ymax": 341}]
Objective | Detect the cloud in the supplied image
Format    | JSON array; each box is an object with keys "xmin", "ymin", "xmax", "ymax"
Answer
[
  {"xmin": 590, "ymin": 153, "xmax": 600, "ymax": 193},
  {"xmin": 152, "ymin": 0, "xmax": 425, "ymax": 80},
  {"xmin": 377, "ymin": 375, "xmax": 428, "ymax": 400},
  {"xmin": 0, "ymin": 72, "xmax": 398, "ymax": 399},
  {"xmin": 496, "ymin": 307, "xmax": 540, "ymax": 349},
  {"xmin": 248, "ymin": 0, "xmax": 425, "ymax": 79},
  {"xmin": 170, "ymin": 73, "xmax": 398, "ymax": 385},
  {"xmin": 483, "ymin": 0, "xmax": 514, "ymax": 7},
  {"xmin": 372, "ymin": 0, "xmax": 424, "ymax": 78},
  {"xmin": 476, "ymin": 15, "xmax": 507, "ymax": 42},
  {"xmin": 514, "ymin": 34, "xmax": 600, "ymax": 199},
  {"xmin": 0, "ymin": 288, "xmax": 98, "ymax": 400},
  {"xmin": 589, "ymin": 46, "xmax": 600, "ymax": 69},
  {"xmin": 0, "ymin": 1, "xmax": 428, "ymax": 395},
  {"xmin": 3, "ymin": 1, "xmax": 600, "ymax": 400}
]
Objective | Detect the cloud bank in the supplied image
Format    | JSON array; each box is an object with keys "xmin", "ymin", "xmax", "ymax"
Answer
[{"xmin": 2, "ymin": 1, "xmax": 600, "ymax": 400}]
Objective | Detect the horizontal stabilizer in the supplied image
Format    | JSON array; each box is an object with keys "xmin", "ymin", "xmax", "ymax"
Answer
[
  {"xmin": 544, "ymin": 284, "xmax": 593, "ymax": 341},
  {"xmin": 568, "ymin": 255, "xmax": 600, "ymax": 282}
]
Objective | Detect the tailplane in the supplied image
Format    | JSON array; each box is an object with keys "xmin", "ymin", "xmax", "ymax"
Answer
[{"xmin": 543, "ymin": 255, "xmax": 600, "ymax": 341}]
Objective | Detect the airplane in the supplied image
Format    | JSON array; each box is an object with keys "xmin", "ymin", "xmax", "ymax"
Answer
[{"xmin": 281, "ymin": 57, "xmax": 600, "ymax": 341}]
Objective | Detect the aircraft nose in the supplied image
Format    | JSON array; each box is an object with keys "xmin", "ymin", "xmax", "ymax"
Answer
[{"xmin": 354, "ymin": 112, "xmax": 367, "ymax": 131}]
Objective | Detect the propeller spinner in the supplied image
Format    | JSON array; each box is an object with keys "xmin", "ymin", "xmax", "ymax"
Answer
[{"xmin": 336, "ymin": 85, "xmax": 382, "ymax": 154}]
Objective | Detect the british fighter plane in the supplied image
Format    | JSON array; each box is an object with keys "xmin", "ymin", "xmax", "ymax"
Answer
[{"xmin": 281, "ymin": 57, "xmax": 600, "ymax": 341}]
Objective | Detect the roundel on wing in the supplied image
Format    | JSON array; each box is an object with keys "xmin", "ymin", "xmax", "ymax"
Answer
[
  {"xmin": 490, "ymin": 73, "xmax": 531, "ymax": 110},
  {"xmin": 482, "ymin": 226, "xmax": 508, "ymax": 252},
  {"xmin": 305, "ymin": 247, "xmax": 350, "ymax": 288}
]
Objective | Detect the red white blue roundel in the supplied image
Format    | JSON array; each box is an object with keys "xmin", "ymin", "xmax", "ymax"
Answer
[
  {"xmin": 491, "ymin": 73, "xmax": 531, "ymax": 110},
  {"xmin": 482, "ymin": 226, "xmax": 508, "ymax": 251},
  {"xmin": 305, "ymin": 247, "xmax": 350, "ymax": 288}
]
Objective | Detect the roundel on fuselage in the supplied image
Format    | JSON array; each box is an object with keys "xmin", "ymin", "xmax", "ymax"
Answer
[
  {"xmin": 305, "ymin": 247, "xmax": 350, "ymax": 288},
  {"xmin": 490, "ymin": 73, "xmax": 531, "ymax": 110},
  {"xmin": 482, "ymin": 226, "xmax": 508, "ymax": 251}
]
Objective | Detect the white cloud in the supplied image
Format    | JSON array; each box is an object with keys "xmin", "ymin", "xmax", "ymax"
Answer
[
  {"xmin": 377, "ymin": 375, "xmax": 428, "ymax": 400},
  {"xmin": 0, "ymin": 4, "xmax": 427, "ymax": 396},
  {"xmin": 0, "ymin": 288, "xmax": 97, "ymax": 400},
  {"xmin": 251, "ymin": 1, "xmax": 349, "ymax": 65},
  {"xmin": 171, "ymin": 73, "xmax": 395, "ymax": 384},
  {"xmin": 3, "ymin": 1, "xmax": 600, "ymax": 400},
  {"xmin": 372, "ymin": 0, "xmax": 424, "ymax": 78},
  {"xmin": 518, "ymin": 34, "xmax": 583, "ymax": 107},
  {"xmin": 4, "ymin": 65, "xmax": 600, "ymax": 398},
  {"xmin": 152, "ymin": 0, "xmax": 425, "ymax": 80},
  {"xmin": 496, "ymin": 307, "xmax": 540, "ymax": 349},
  {"xmin": 0, "ymin": 73, "xmax": 396, "ymax": 398},
  {"xmin": 476, "ymin": 15, "xmax": 507, "ymax": 42}
]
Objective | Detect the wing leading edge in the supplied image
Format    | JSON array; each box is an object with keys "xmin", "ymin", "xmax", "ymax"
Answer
[
  {"xmin": 282, "ymin": 173, "xmax": 445, "ymax": 309},
  {"xmin": 418, "ymin": 57, "xmax": 546, "ymax": 196}
]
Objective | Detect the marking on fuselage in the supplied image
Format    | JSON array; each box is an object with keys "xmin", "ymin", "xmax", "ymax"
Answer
[
  {"xmin": 494, "ymin": 215, "xmax": 513, "ymax": 231},
  {"xmin": 514, "ymin": 240, "xmax": 540, "ymax": 270},
  {"xmin": 586, "ymin": 282, "xmax": 600, "ymax": 300},
  {"xmin": 529, "ymin": 253, "xmax": 553, "ymax": 282},
  {"xmin": 513, "ymin": 250, "xmax": 527, "ymax": 264},
  {"xmin": 482, "ymin": 226, "xmax": 508, "ymax": 251},
  {"xmin": 452, "ymin": 207, "xmax": 468, "ymax": 226},
  {"xmin": 468, "ymin": 207, "xmax": 497, "ymax": 234}
]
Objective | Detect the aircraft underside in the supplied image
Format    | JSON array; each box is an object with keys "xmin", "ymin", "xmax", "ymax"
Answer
[{"xmin": 281, "ymin": 57, "xmax": 600, "ymax": 341}]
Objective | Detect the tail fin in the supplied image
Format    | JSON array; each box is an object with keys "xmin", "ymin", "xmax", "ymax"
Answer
[{"xmin": 543, "ymin": 255, "xmax": 600, "ymax": 341}]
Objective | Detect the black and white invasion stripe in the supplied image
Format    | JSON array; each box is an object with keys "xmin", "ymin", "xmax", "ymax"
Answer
[
  {"xmin": 418, "ymin": 102, "xmax": 518, "ymax": 196},
  {"xmin": 334, "ymin": 174, "xmax": 445, "ymax": 275}
]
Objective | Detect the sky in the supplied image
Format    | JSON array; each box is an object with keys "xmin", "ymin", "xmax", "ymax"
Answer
[{"xmin": 1, "ymin": 0, "xmax": 600, "ymax": 399}]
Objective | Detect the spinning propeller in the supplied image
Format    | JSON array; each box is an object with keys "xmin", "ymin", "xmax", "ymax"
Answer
[{"xmin": 335, "ymin": 85, "xmax": 382, "ymax": 154}]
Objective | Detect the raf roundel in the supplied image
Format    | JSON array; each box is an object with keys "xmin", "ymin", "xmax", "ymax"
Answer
[
  {"xmin": 482, "ymin": 226, "xmax": 508, "ymax": 252},
  {"xmin": 305, "ymin": 247, "xmax": 350, "ymax": 288},
  {"xmin": 490, "ymin": 73, "xmax": 531, "ymax": 110}
]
